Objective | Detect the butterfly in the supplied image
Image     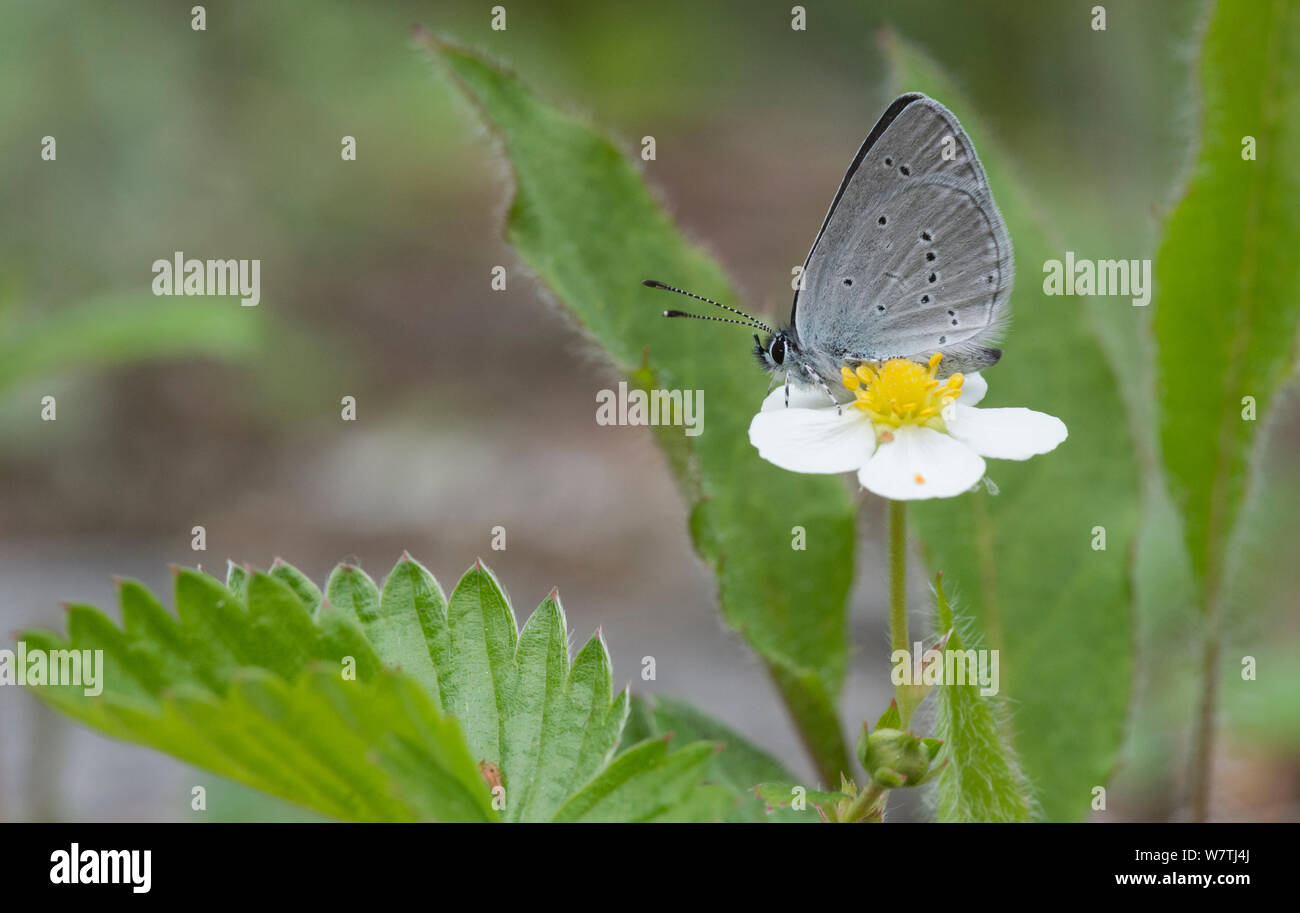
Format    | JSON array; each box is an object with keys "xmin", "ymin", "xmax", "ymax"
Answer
[{"xmin": 645, "ymin": 93, "xmax": 1012, "ymax": 405}]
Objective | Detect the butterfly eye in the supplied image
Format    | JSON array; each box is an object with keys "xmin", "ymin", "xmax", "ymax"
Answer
[{"xmin": 770, "ymin": 337, "xmax": 786, "ymax": 365}]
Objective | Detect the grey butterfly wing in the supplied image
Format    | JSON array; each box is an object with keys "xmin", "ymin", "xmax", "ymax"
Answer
[
  {"xmin": 794, "ymin": 94, "xmax": 1012, "ymax": 378},
  {"xmin": 808, "ymin": 175, "xmax": 1012, "ymax": 369}
]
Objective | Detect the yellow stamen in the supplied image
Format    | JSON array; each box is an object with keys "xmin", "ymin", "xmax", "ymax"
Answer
[{"xmin": 842, "ymin": 353, "xmax": 964, "ymax": 430}]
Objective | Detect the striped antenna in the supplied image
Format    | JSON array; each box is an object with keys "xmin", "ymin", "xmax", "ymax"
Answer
[
  {"xmin": 641, "ymin": 279, "xmax": 774, "ymax": 334},
  {"xmin": 661, "ymin": 309, "xmax": 764, "ymax": 328}
]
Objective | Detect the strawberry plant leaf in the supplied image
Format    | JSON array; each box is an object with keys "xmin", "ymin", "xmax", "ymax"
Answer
[
  {"xmin": 625, "ymin": 693, "xmax": 809, "ymax": 822},
  {"xmin": 929, "ymin": 576, "xmax": 1033, "ymax": 822},
  {"xmin": 23, "ymin": 555, "xmax": 714, "ymax": 822},
  {"xmin": 1151, "ymin": 0, "xmax": 1300, "ymax": 814},
  {"xmin": 552, "ymin": 738, "xmax": 718, "ymax": 823}
]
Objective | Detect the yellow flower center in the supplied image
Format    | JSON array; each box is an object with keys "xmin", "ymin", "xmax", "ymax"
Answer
[{"xmin": 840, "ymin": 353, "xmax": 964, "ymax": 430}]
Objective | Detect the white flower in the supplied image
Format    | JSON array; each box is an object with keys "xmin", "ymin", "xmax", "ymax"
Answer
[{"xmin": 748, "ymin": 355, "xmax": 1066, "ymax": 500}]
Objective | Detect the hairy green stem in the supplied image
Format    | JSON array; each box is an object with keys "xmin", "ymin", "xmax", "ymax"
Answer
[
  {"xmin": 839, "ymin": 781, "xmax": 886, "ymax": 823},
  {"xmin": 1189, "ymin": 587, "xmax": 1226, "ymax": 822},
  {"xmin": 889, "ymin": 500, "xmax": 908, "ymax": 654}
]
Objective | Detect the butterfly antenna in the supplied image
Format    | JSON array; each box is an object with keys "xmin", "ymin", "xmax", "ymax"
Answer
[
  {"xmin": 660, "ymin": 309, "xmax": 767, "ymax": 329},
  {"xmin": 641, "ymin": 279, "xmax": 774, "ymax": 334}
]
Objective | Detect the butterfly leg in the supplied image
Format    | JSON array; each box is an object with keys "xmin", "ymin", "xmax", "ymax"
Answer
[{"xmin": 800, "ymin": 363, "xmax": 841, "ymax": 415}]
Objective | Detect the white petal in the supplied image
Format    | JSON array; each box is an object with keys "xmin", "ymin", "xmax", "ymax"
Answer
[
  {"xmin": 749, "ymin": 404, "xmax": 875, "ymax": 474},
  {"xmin": 760, "ymin": 380, "xmax": 832, "ymax": 413},
  {"xmin": 946, "ymin": 405, "xmax": 1068, "ymax": 460},
  {"xmin": 956, "ymin": 372, "xmax": 987, "ymax": 406},
  {"xmin": 857, "ymin": 425, "xmax": 985, "ymax": 500}
]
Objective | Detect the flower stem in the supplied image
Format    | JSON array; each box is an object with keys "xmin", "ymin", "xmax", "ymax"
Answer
[
  {"xmin": 889, "ymin": 499, "xmax": 908, "ymax": 655},
  {"xmin": 839, "ymin": 781, "xmax": 886, "ymax": 823},
  {"xmin": 1189, "ymin": 586, "xmax": 1226, "ymax": 821}
]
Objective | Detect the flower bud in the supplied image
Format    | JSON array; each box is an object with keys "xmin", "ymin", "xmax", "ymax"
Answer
[{"xmin": 858, "ymin": 726, "xmax": 934, "ymax": 788}]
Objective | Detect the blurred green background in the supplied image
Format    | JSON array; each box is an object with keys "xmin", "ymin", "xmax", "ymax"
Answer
[{"xmin": 1, "ymin": 0, "xmax": 1294, "ymax": 821}]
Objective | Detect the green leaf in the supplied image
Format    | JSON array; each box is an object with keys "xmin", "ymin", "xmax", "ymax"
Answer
[
  {"xmin": 269, "ymin": 558, "xmax": 323, "ymax": 614},
  {"xmin": 437, "ymin": 560, "xmax": 520, "ymax": 769},
  {"xmin": 382, "ymin": 558, "xmax": 649, "ymax": 823},
  {"xmin": 224, "ymin": 561, "xmax": 251, "ymax": 602},
  {"xmin": 424, "ymin": 35, "xmax": 856, "ymax": 784},
  {"xmin": 24, "ymin": 615, "xmax": 493, "ymax": 822},
  {"xmin": 368, "ymin": 552, "xmax": 450, "ymax": 704},
  {"xmin": 25, "ymin": 556, "xmax": 717, "ymax": 822},
  {"xmin": 1154, "ymin": 2, "xmax": 1300, "ymax": 616},
  {"xmin": 25, "ymin": 566, "xmax": 482, "ymax": 821},
  {"xmin": 1151, "ymin": 0, "xmax": 1300, "ymax": 819},
  {"xmin": 624, "ymin": 693, "xmax": 810, "ymax": 822},
  {"xmin": 508, "ymin": 604, "xmax": 632, "ymax": 822},
  {"xmin": 553, "ymin": 738, "xmax": 719, "ymax": 823},
  {"xmin": 885, "ymin": 31, "xmax": 1138, "ymax": 820},
  {"xmin": 0, "ymin": 291, "xmax": 261, "ymax": 395},
  {"xmin": 427, "ymin": 567, "xmax": 638, "ymax": 824},
  {"xmin": 929, "ymin": 576, "xmax": 1033, "ymax": 822}
]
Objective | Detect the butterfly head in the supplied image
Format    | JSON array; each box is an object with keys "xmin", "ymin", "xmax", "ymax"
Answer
[{"xmin": 753, "ymin": 329, "xmax": 797, "ymax": 374}]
